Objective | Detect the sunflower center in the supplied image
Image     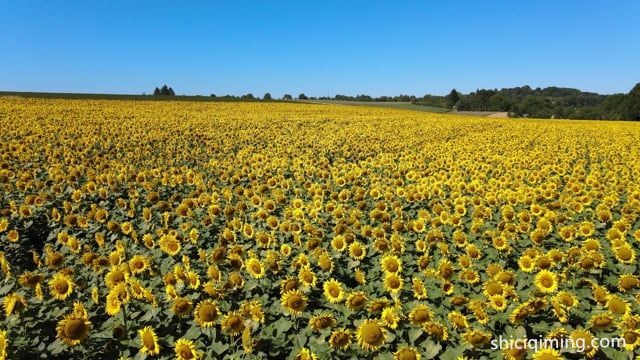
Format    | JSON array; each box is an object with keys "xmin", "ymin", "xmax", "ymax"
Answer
[
  {"xmin": 350, "ymin": 295, "xmax": 365, "ymax": 307},
  {"xmin": 414, "ymin": 309, "xmax": 429, "ymax": 323},
  {"xmin": 288, "ymin": 295, "xmax": 303, "ymax": 309},
  {"xmin": 175, "ymin": 300, "xmax": 190, "ymax": 313},
  {"xmin": 625, "ymin": 332, "xmax": 637, "ymax": 344},
  {"xmin": 361, "ymin": 322, "xmax": 382, "ymax": 343},
  {"xmin": 398, "ymin": 349, "xmax": 417, "ymax": 360},
  {"xmin": 64, "ymin": 318, "xmax": 87, "ymax": 340},
  {"xmin": 179, "ymin": 347, "xmax": 194, "ymax": 359},
  {"xmin": 111, "ymin": 270, "xmax": 125, "ymax": 283},
  {"xmin": 54, "ymin": 279, "xmax": 69, "ymax": 293},
  {"xmin": 199, "ymin": 304, "xmax": 218, "ymax": 322},
  {"xmin": 334, "ymin": 333, "xmax": 349, "ymax": 346},
  {"xmin": 329, "ymin": 287, "xmax": 339, "ymax": 297},
  {"xmin": 618, "ymin": 248, "xmax": 632, "ymax": 260},
  {"xmin": 540, "ymin": 277, "xmax": 552, "ymax": 287},
  {"xmin": 387, "ymin": 263, "xmax": 398, "ymax": 272},
  {"xmin": 228, "ymin": 316, "xmax": 243, "ymax": 330}
]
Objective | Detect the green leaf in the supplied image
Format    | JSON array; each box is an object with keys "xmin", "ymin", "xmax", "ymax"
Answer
[
  {"xmin": 274, "ymin": 317, "xmax": 292, "ymax": 335},
  {"xmin": 183, "ymin": 324, "xmax": 202, "ymax": 340},
  {"xmin": 0, "ymin": 282, "xmax": 13, "ymax": 296},
  {"xmin": 409, "ymin": 328, "xmax": 424, "ymax": 343},
  {"xmin": 372, "ymin": 351, "xmax": 394, "ymax": 360}
]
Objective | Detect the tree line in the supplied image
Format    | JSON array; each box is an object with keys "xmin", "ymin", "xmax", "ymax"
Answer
[
  {"xmin": 150, "ymin": 83, "xmax": 640, "ymax": 120},
  {"xmin": 432, "ymin": 84, "xmax": 640, "ymax": 120}
]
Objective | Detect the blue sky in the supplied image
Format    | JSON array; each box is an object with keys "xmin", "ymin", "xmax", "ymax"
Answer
[{"xmin": 1, "ymin": 1, "xmax": 639, "ymax": 96}]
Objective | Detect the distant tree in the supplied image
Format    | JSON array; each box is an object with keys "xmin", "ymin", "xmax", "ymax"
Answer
[
  {"xmin": 241, "ymin": 93, "xmax": 255, "ymax": 100},
  {"xmin": 283, "ymin": 94, "xmax": 293, "ymax": 100},
  {"xmin": 153, "ymin": 87, "xmax": 160, "ymax": 96},
  {"xmin": 446, "ymin": 89, "xmax": 460, "ymax": 109},
  {"xmin": 622, "ymin": 83, "xmax": 640, "ymax": 120},
  {"xmin": 168, "ymin": 87, "xmax": 175, "ymax": 96},
  {"xmin": 298, "ymin": 93, "xmax": 308, "ymax": 100},
  {"xmin": 489, "ymin": 93, "xmax": 509, "ymax": 111},
  {"xmin": 263, "ymin": 93, "xmax": 272, "ymax": 100},
  {"xmin": 210, "ymin": 94, "xmax": 216, "ymax": 98}
]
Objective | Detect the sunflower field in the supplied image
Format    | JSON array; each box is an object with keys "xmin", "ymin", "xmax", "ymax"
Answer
[{"xmin": 1, "ymin": 98, "xmax": 640, "ymax": 360}]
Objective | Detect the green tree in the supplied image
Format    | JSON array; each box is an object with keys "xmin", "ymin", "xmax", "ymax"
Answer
[
  {"xmin": 622, "ymin": 83, "xmax": 640, "ymax": 120},
  {"xmin": 446, "ymin": 89, "xmax": 460, "ymax": 109},
  {"xmin": 263, "ymin": 93, "xmax": 272, "ymax": 100}
]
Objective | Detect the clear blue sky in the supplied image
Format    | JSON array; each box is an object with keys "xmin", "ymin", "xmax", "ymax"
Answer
[{"xmin": 1, "ymin": 1, "xmax": 639, "ymax": 96}]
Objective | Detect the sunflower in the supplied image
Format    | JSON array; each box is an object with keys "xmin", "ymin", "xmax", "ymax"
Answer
[
  {"xmin": 447, "ymin": 311, "xmax": 468, "ymax": 330},
  {"xmin": 381, "ymin": 307, "xmax": 400, "ymax": 329},
  {"xmin": 294, "ymin": 348, "xmax": 318, "ymax": 360},
  {"xmin": 139, "ymin": 326, "xmax": 160, "ymax": 356},
  {"xmin": 329, "ymin": 328, "xmax": 351, "ymax": 350},
  {"xmin": 409, "ymin": 304, "xmax": 433, "ymax": 325},
  {"xmin": 355, "ymin": 268, "xmax": 367, "ymax": 285},
  {"xmin": 394, "ymin": 347, "xmax": 421, "ymax": 360},
  {"xmin": 7, "ymin": 230, "xmax": 19, "ymax": 243},
  {"xmin": 380, "ymin": 255, "xmax": 402, "ymax": 273},
  {"xmin": 171, "ymin": 297, "xmax": 193, "ymax": 317},
  {"xmin": 569, "ymin": 329, "xmax": 597, "ymax": 358},
  {"xmin": 553, "ymin": 291, "xmax": 578, "ymax": 309},
  {"xmin": 423, "ymin": 321, "xmax": 448, "ymax": 341},
  {"xmin": 105, "ymin": 265, "xmax": 129, "ymax": 289},
  {"xmin": 56, "ymin": 313, "xmax": 91, "ymax": 346},
  {"xmin": 106, "ymin": 291, "xmax": 122, "ymax": 316},
  {"xmin": 120, "ymin": 221, "xmax": 133, "ymax": 235},
  {"xmin": 245, "ymin": 258, "xmax": 265, "ymax": 279},
  {"xmin": 356, "ymin": 319, "xmax": 386, "ymax": 351},
  {"xmin": 0, "ymin": 329, "xmax": 6, "ymax": 360},
  {"xmin": 309, "ymin": 313, "xmax": 336, "ymax": 331},
  {"xmin": 606, "ymin": 295, "xmax": 629, "ymax": 315},
  {"xmin": 517, "ymin": 255, "xmax": 535, "ymax": 273},
  {"xmin": 280, "ymin": 276, "xmax": 298, "ymax": 294},
  {"xmin": 348, "ymin": 241, "xmax": 366, "ymax": 260},
  {"xmin": 531, "ymin": 348, "xmax": 563, "ymax": 360},
  {"xmin": 323, "ymin": 279, "xmax": 344, "ymax": 303},
  {"xmin": 317, "ymin": 251, "xmax": 334, "ymax": 272},
  {"xmin": 619, "ymin": 274, "xmax": 639, "ymax": 292},
  {"xmin": 281, "ymin": 289, "xmax": 307, "ymax": 316},
  {"xmin": 49, "ymin": 273, "xmax": 74, "ymax": 300},
  {"xmin": 614, "ymin": 243, "xmax": 636, "ymax": 264},
  {"xmin": 384, "ymin": 273, "xmax": 404, "ymax": 295},
  {"xmin": 488, "ymin": 294, "xmax": 508, "ymax": 312},
  {"xmin": 331, "ymin": 235, "xmax": 347, "ymax": 252},
  {"xmin": 534, "ymin": 270, "xmax": 558, "ymax": 294},
  {"xmin": 463, "ymin": 329, "xmax": 491, "ymax": 347},
  {"xmin": 2, "ymin": 293, "xmax": 27, "ymax": 316},
  {"xmin": 159, "ymin": 234, "xmax": 181, "ymax": 256},
  {"xmin": 298, "ymin": 266, "xmax": 317, "ymax": 288},
  {"xmin": 174, "ymin": 338, "xmax": 199, "ymax": 360},
  {"xmin": 129, "ymin": 255, "xmax": 149, "ymax": 274},
  {"xmin": 589, "ymin": 312, "xmax": 614, "ymax": 330},
  {"xmin": 221, "ymin": 311, "xmax": 245, "ymax": 336},
  {"xmin": 412, "ymin": 277, "xmax": 427, "ymax": 300},
  {"xmin": 345, "ymin": 291, "xmax": 368, "ymax": 311},
  {"xmin": 194, "ymin": 299, "xmax": 220, "ymax": 327}
]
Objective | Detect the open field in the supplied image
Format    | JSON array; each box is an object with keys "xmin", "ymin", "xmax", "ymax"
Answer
[
  {"xmin": 302, "ymin": 100, "xmax": 451, "ymax": 114},
  {"xmin": 1, "ymin": 98, "xmax": 640, "ymax": 359}
]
